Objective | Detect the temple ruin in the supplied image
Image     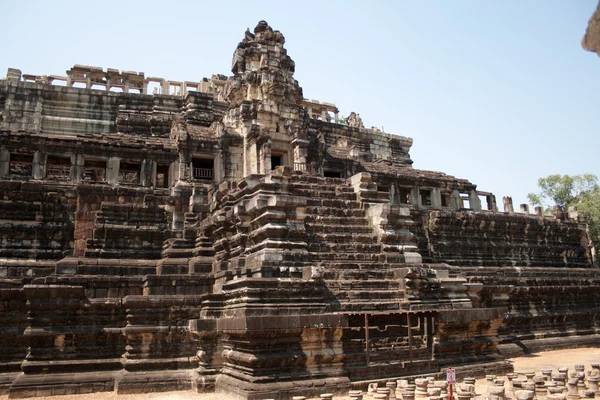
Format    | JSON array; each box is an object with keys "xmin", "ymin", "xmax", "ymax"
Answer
[{"xmin": 0, "ymin": 20, "xmax": 598, "ymax": 399}]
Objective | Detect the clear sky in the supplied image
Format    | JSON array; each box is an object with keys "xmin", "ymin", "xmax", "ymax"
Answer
[{"xmin": 2, "ymin": 1, "xmax": 598, "ymax": 207}]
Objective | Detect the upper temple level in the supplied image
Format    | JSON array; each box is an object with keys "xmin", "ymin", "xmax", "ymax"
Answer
[{"xmin": 0, "ymin": 20, "xmax": 516, "ymax": 214}]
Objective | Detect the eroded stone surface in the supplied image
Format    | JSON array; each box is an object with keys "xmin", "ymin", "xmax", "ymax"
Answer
[{"xmin": 0, "ymin": 20, "xmax": 598, "ymax": 399}]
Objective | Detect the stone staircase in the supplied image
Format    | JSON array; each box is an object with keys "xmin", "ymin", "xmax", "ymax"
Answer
[{"xmin": 290, "ymin": 174, "xmax": 408, "ymax": 312}]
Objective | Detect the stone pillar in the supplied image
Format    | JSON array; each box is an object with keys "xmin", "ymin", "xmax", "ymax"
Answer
[
  {"xmin": 567, "ymin": 378, "xmax": 579, "ymax": 398},
  {"xmin": 386, "ymin": 382, "xmax": 397, "ymax": 400},
  {"xmin": 32, "ymin": 151, "xmax": 47, "ymax": 180},
  {"xmin": 515, "ymin": 390, "xmax": 535, "ymax": 400},
  {"xmin": 169, "ymin": 160, "xmax": 178, "ymax": 187},
  {"xmin": 140, "ymin": 159, "xmax": 155, "ymax": 187},
  {"xmin": 377, "ymin": 387, "xmax": 391, "ymax": 400},
  {"xmin": 487, "ymin": 194, "xmax": 498, "ymax": 212},
  {"xmin": 520, "ymin": 204, "xmax": 529, "ymax": 214},
  {"xmin": 161, "ymin": 80, "xmax": 169, "ymax": 95},
  {"xmin": 0, "ymin": 148, "xmax": 10, "ymax": 177},
  {"xmin": 587, "ymin": 376, "xmax": 599, "ymax": 394},
  {"xmin": 469, "ymin": 190, "xmax": 482, "ymax": 211},
  {"xmin": 451, "ymin": 190, "xmax": 461, "ymax": 210},
  {"xmin": 411, "ymin": 186, "xmax": 420, "ymax": 207},
  {"xmin": 431, "ymin": 187, "xmax": 442, "ymax": 209},
  {"xmin": 403, "ymin": 384, "xmax": 416, "ymax": 400},
  {"xmin": 349, "ymin": 391, "xmax": 363, "ymax": 400},
  {"xmin": 106, "ymin": 157, "xmax": 120, "ymax": 185},
  {"xmin": 415, "ymin": 378, "xmax": 429, "ymax": 400},
  {"xmin": 6, "ymin": 68, "xmax": 21, "ymax": 81},
  {"xmin": 71, "ymin": 154, "xmax": 85, "ymax": 183},
  {"xmin": 535, "ymin": 206, "xmax": 544, "ymax": 216},
  {"xmin": 503, "ymin": 196, "xmax": 514, "ymax": 213}
]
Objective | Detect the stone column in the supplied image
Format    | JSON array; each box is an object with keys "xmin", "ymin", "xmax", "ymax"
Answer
[
  {"xmin": 587, "ymin": 376, "xmax": 599, "ymax": 394},
  {"xmin": 520, "ymin": 204, "xmax": 529, "ymax": 214},
  {"xmin": 32, "ymin": 151, "xmax": 47, "ymax": 180},
  {"xmin": 169, "ymin": 160, "xmax": 178, "ymax": 187},
  {"xmin": 0, "ymin": 148, "xmax": 9, "ymax": 177},
  {"xmin": 503, "ymin": 196, "xmax": 514, "ymax": 213},
  {"xmin": 451, "ymin": 190, "xmax": 461, "ymax": 210},
  {"xmin": 106, "ymin": 157, "xmax": 120, "ymax": 185},
  {"xmin": 71, "ymin": 154, "xmax": 85, "ymax": 183},
  {"xmin": 431, "ymin": 187, "xmax": 442, "ymax": 209},
  {"xmin": 140, "ymin": 159, "xmax": 155, "ymax": 187},
  {"xmin": 469, "ymin": 190, "xmax": 481, "ymax": 211},
  {"xmin": 411, "ymin": 186, "xmax": 420, "ymax": 208}
]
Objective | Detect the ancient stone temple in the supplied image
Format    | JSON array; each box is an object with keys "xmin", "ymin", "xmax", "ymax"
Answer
[{"xmin": 0, "ymin": 20, "xmax": 598, "ymax": 399}]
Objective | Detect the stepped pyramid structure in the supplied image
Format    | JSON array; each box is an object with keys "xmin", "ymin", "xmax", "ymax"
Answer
[{"xmin": 0, "ymin": 20, "xmax": 598, "ymax": 399}]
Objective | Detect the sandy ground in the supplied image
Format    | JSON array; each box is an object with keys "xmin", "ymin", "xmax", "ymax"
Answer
[{"xmin": 2, "ymin": 348, "xmax": 600, "ymax": 400}]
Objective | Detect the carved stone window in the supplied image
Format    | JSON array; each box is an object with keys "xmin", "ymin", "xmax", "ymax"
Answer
[
  {"xmin": 398, "ymin": 187, "xmax": 411, "ymax": 205},
  {"xmin": 156, "ymin": 164, "xmax": 170, "ymax": 188},
  {"xmin": 192, "ymin": 157, "xmax": 214, "ymax": 181},
  {"xmin": 441, "ymin": 193, "xmax": 450, "ymax": 208},
  {"xmin": 46, "ymin": 155, "xmax": 71, "ymax": 180},
  {"xmin": 9, "ymin": 153, "xmax": 33, "ymax": 177},
  {"xmin": 84, "ymin": 159, "xmax": 106, "ymax": 182},
  {"xmin": 119, "ymin": 162, "xmax": 140, "ymax": 184},
  {"xmin": 420, "ymin": 189, "xmax": 432, "ymax": 206}
]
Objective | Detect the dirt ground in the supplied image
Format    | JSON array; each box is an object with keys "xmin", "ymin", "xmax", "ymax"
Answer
[{"xmin": 2, "ymin": 347, "xmax": 600, "ymax": 400}]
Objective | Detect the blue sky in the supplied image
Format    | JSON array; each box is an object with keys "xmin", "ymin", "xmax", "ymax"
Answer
[{"xmin": 2, "ymin": 1, "xmax": 598, "ymax": 207}]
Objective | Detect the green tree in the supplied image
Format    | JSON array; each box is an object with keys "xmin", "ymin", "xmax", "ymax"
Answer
[{"xmin": 528, "ymin": 174, "xmax": 600, "ymax": 250}]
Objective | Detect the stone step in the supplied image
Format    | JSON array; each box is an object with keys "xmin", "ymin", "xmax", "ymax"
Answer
[
  {"xmin": 311, "ymin": 233, "xmax": 378, "ymax": 244},
  {"xmin": 305, "ymin": 206, "xmax": 365, "ymax": 217},
  {"xmin": 337, "ymin": 301, "xmax": 406, "ymax": 312},
  {"xmin": 309, "ymin": 252, "xmax": 387, "ymax": 262},
  {"xmin": 321, "ymin": 269, "xmax": 398, "ymax": 280},
  {"xmin": 325, "ymin": 279, "xmax": 402, "ymax": 290},
  {"xmin": 305, "ymin": 223, "xmax": 373, "ymax": 234},
  {"xmin": 305, "ymin": 198, "xmax": 362, "ymax": 209}
]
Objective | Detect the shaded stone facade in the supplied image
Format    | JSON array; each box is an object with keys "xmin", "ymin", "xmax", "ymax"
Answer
[{"xmin": 0, "ymin": 21, "xmax": 598, "ymax": 399}]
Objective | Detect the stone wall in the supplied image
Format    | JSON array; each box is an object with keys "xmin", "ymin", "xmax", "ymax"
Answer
[{"xmin": 0, "ymin": 19, "xmax": 597, "ymax": 400}]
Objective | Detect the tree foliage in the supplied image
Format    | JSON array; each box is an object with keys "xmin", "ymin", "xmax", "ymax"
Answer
[{"xmin": 528, "ymin": 174, "xmax": 600, "ymax": 248}]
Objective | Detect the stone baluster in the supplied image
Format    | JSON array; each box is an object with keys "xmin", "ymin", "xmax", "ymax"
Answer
[
  {"xmin": 433, "ymin": 380, "xmax": 448, "ymax": 400},
  {"xmin": 542, "ymin": 370, "xmax": 554, "ymax": 381},
  {"xmin": 535, "ymin": 376, "xmax": 548, "ymax": 400},
  {"xmin": 427, "ymin": 387, "xmax": 442, "ymax": 399},
  {"xmin": 525, "ymin": 371, "xmax": 536, "ymax": 383},
  {"xmin": 403, "ymin": 384, "xmax": 416, "ymax": 400},
  {"xmin": 463, "ymin": 378, "xmax": 476, "ymax": 386},
  {"xmin": 377, "ymin": 387, "xmax": 392, "ymax": 400},
  {"xmin": 488, "ymin": 383, "xmax": 506, "ymax": 400},
  {"xmin": 547, "ymin": 395, "xmax": 568, "ymax": 400},
  {"xmin": 568, "ymin": 378, "xmax": 581, "ymax": 399},
  {"xmin": 548, "ymin": 386, "xmax": 565, "ymax": 395},
  {"xmin": 397, "ymin": 379, "xmax": 409, "ymax": 399},
  {"xmin": 591, "ymin": 365, "xmax": 600, "ymax": 378},
  {"xmin": 348, "ymin": 390, "xmax": 363, "ymax": 400},
  {"xmin": 588, "ymin": 376, "xmax": 600, "ymax": 395},
  {"xmin": 415, "ymin": 378, "xmax": 429, "ymax": 400},
  {"xmin": 456, "ymin": 383, "xmax": 474, "ymax": 400},
  {"xmin": 514, "ymin": 390, "xmax": 535, "ymax": 400},
  {"xmin": 368, "ymin": 382, "xmax": 379, "ymax": 394},
  {"xmin": 554, "ymin": 373, "xmax": 568, "ymax": 388},
  {"xmin": 387, "ymin": 381, "xmax": 398, "ymax": 400}
]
